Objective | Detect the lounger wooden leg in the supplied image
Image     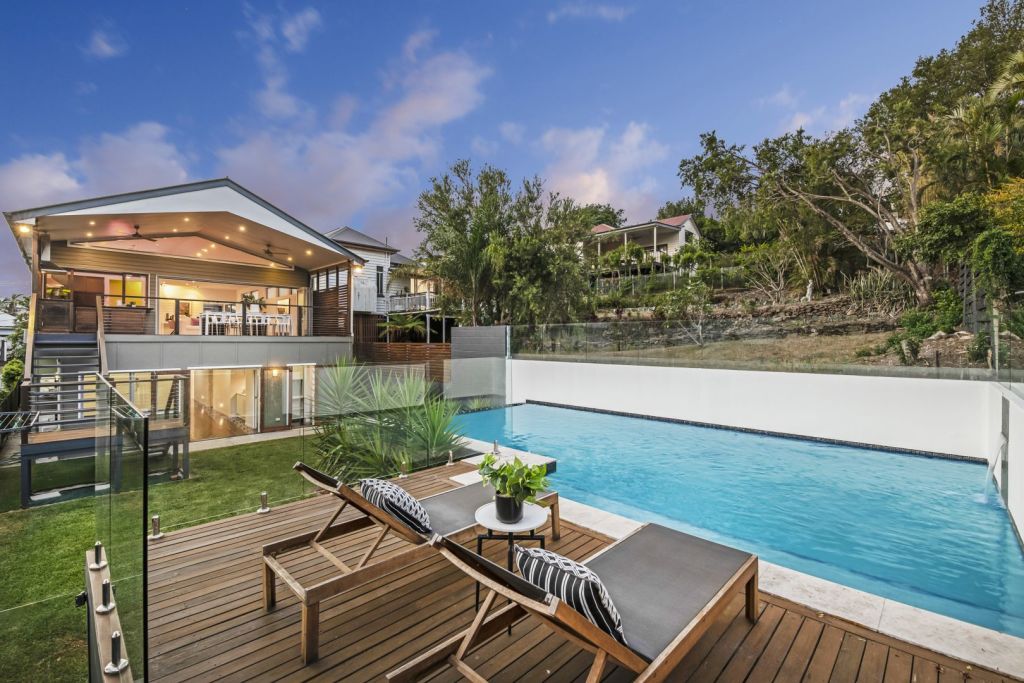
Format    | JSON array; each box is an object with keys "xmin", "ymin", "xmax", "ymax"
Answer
[
  {"xmin": 551, "ymin": 496, "xmax": 561, "ymax": 540},
  {"xmin": 745, "ymin": 570, "xmax": 759, "ymax": 622},
  {"xmin": 586, "ymin": 651, "xmax": 607, "ymax": 683},
  {"xmin": 263, "ymin": 560, "xmax": 276, "ymax": 610},
  {"xmin": 301, "ymin": 601, "xmax": 320, "ymax": 664}
]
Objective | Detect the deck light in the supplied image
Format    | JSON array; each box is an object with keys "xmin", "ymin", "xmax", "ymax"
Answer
[
  {"xmin": 225, "ymin": 235, "xmax": 231, "ymax": 240},
  {"xmin": 210, "ymin": 244, "xmax": 216, "ymax": 249},
  {"xmin": 88, "ymin": 220, "xmax": 96, "ymax": 226},
  {"xmin": 196, "ymin": 252, "xmax": 203, "ymax": 257},
  {"xmin": 86, "ymin": 232, "xmax": 93, "ymax": 237},
  {"xmin": 305, "ymin": 249, "xmax": 312, "ymax": 255},
  {"xmin": 287, "ymin": 256, "xmax": 293, "ymax": 262},
  {"xmin": 183, "ymin": 217, "xmax": 190, "ymax": 222},
  {"xmin": 17, "ymin": 224, "xmax": 31, "ymax": 234},
  {"xmin": 238, "ymin": 225, "xmax": 246, "ymax": 232},
  {"xmin": 172, "ymin": 228, "xmax": 178, "ymax": 233}
]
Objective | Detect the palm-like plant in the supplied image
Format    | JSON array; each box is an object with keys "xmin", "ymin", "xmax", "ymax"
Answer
[
  {"xmin": 313, "ymin": 360, "xmax": 465, "ymax": 481},
  {"xmin": 378, "ymin": 313, "xmax": 427, "ymax": 341}
]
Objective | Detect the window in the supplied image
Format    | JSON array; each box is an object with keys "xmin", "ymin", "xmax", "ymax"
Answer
[{"xmin": 376, "ymin": 266, "xmax": 384, "ymax": 298}]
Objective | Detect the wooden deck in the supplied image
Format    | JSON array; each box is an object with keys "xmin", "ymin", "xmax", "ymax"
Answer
[{"xmin": 148, "ymin": 466, "xmax": 1019, "ymax": 683}]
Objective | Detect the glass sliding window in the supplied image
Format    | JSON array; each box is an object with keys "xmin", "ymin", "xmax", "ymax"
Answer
[{"xmin": 190, "ymin": 368, "xmax": 258, "ymax": 440}]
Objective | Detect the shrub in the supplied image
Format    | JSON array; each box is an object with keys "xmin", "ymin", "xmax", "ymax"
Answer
[
  {"xmin": 843, "ymin": 268, "xmax": 915, "ymax": 316},
  {"xmin": 932, "ymin": 288, "xmax": 962, "ymax": 333},
  {"xmin": 967, "ymin": 330, "xmax": 991, "ymax": 364},
  {"xmin": 1, "ymin": 358, "xmax": 23, "ymax": 392}
]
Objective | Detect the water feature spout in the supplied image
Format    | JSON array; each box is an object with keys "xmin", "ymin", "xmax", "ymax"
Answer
[{"xmin": 985, "ymin": 434, "xmax": 1008, "ymax": 491}]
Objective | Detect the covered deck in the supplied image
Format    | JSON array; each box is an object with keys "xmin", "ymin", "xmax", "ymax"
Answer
[{"xmin": 147, "ymin": 464, "xmax": 1014, "ymax": 683}]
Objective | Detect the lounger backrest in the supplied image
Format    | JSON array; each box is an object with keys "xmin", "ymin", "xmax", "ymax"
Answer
[
  {"xmin": 293, "ymin": 462, "xmax": 426, "ymax": 545},
  {"xmin": 436, "ymin": 535, "xmax": 645, "ymax": 668},
  {"xmin": 439, "ymin": 536, "xmax": 549, "ymax": 603}
]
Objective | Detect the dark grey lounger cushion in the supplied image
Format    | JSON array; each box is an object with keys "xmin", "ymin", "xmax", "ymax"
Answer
[
  {"xmin": 360, "ymin": 479, "xmax": 432, "ymax": 534},
  {"xmin": 585, "ymin": 524, "xmax": 753, "ymax": 662},
  {"xmin": 515, "ymin": 545, "xmax": 627, "ymax": 645},
  {"xmin": 418, "ymin": 482, "xmax": 493, "ymax": 536}
]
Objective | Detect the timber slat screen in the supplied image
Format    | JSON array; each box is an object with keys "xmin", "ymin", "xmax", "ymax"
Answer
[
  {"xmin": 311, "ymin": 265, "xmax": 352, "ymax": 337},
  {"xmin": 354, "ymin": 341, "xmax": 451, "ymax": 383},
  {"xmin": 146, "ymin": 463, "xmax": 1016, "ymax": 683}
]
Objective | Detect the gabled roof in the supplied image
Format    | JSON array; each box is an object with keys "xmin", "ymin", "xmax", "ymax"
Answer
[
  {"xmin": 589, "ymin": 214, "xmax": 699, "ymax": 238},
  {"xmin": 390, "ymin": 252, "xmax": 416, "ymax": 266},
  {"xmin": 4, "ymin": 177, "xmax": 363, "ymax": 264},
  {"xmin": 656, "ymin": 214, "xmax": 692, "ymax": 227},
  {"xmin": 324, "ymin": 226, "xmax": 399, "ymax": 253}
]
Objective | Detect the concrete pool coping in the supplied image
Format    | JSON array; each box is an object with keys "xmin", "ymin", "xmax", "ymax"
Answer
[{"xmin": 452, "ymin": 439, "xmax": 1024, "ymax": 679}]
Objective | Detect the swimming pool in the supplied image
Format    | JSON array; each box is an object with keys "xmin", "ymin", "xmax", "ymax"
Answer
[{"xmin": 457, "ymin": 403, "xmax": 1024, "ymax": 637}]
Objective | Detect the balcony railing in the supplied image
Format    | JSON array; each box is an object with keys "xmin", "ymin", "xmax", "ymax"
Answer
[
  {"xmin": 387, "ymin": 291, "xmax": 436, "ymax": 313},
  {"xmin": 34, "ymin": 295, "xmax": 353, "ymax": 337}
]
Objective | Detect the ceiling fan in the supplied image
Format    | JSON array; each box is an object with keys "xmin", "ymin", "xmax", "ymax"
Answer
[
  {"xmin": 262, "ymin": 243, "xmax": 291, "ymax": 258},
  {"xmin": 76, "ymin": 224, "xmax": 190, "ymax": 243}
]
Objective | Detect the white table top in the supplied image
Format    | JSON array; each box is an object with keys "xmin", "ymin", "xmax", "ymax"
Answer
[{"xmin": 475, "ymin": 501, "xmax": 548, "ymax": 533}]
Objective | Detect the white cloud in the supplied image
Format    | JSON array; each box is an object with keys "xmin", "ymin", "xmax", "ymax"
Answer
[
  {"xmin": 245, "ymin": 7, "xmax": 318, "ymax": 120},
  {"xmin": 539, "ymin": 121, "xmax": 666, "ymax": 222},
  {"xmin": 0, "ymin": 122, "xmax": 189, "ymax": 211},
  {"xmin": 760, "ymin": 85, "xmax": 798, "ymax": 109},
  {"xmin": 84, "ymin": 28, "xmax": 126, "ymax": 59},
  {"xmin": 281, "ymin": 7, "xmax": 322, "ymax": 52},
  {"xmin": 217, "ymin": 36, "xmax": 492, "ymax": 229},
  {"xmin": 762, "ymin": 84, "xmax": 873, "ymax": 134},
  {"xmin": 471, "ymin": 136, "xmax": 498, "ymax": 157},
  {"xmin": 403, "ymin": 29, "xmax": 438, "ymax": 62},
  {"xmin": 833, "ymin": 93, "xmax": 873, "ymax": 128},
  {"xmin": 547, "ymin": 3, "xmax": 633, "ymax": 23},
  {"xmin": 75, "ymin": 81, "xmax": 98, "ymax": 96},
  {"xmin": 499, "ymin": 121, "xmax": 525, "ymax": 144}
]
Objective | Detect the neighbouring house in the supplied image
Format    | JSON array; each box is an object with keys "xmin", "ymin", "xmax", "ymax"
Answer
[
  {"xmin": 4, "ymin": 177, "xmax": 363, "ymax": 443},
  {"xmin": 588, "ymin": 214, "xmax": 701, "ymax": 272},
  {"xmin": 0, "ymin": 312, "xmax": 16, "ymax": 361},
  {"xmin": 325, "ymin": 226, "xmax": 451, "ymax": 343}
]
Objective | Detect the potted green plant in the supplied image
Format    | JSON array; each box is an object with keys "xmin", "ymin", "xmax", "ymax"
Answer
[{"xmin": 478, "ymin": 453, "xmax": 549, "ymax": 524}]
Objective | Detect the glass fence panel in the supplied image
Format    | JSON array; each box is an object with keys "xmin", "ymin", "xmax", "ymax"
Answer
[
  {"xmin": 94, "ymin": 375, "xmax": 148, "ymax": 679},
  {"xmin": 511, "ymin": 320, "xmax": 1001, "ymax": 381}
]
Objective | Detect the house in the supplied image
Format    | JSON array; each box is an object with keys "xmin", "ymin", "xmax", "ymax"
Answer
[
  {"xmin": 588, "ymin": 214, "xmax": 701, "ymax": 267},
  {"xmin": 0, "ymin": 312, "xmax": 16, "ymax": 361},
  {"xmin": 4, "ymin": 178, "xmax": 363, "ymax": 441},
  {"xmin": 324, "ymin": 227, "xmax": 450, "ymax": 342}
]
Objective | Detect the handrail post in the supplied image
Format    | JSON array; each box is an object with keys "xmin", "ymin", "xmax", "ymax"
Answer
[
  {"xmin": 174, "ymin": 298, "xmax": 180, "ymax": 336},
  {"xmin": 241, "ymin": 301, "xmax": 247, "ymax": 336},
  {"xmin": 297, "ymin": 305, "xmax": 303, "ymax": 337}
]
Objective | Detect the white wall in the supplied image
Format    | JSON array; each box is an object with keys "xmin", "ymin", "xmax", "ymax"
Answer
[
  {"xmin": 508, "ymin": 360, "xmax": 990, "ymax": 459},
  {"xmin": 348, "ymin": 247, "xmax": 389, "ymax": 314},
  {"xmin": 993, "ymin": 384, "xmax": 1024, "ymax": 539}
]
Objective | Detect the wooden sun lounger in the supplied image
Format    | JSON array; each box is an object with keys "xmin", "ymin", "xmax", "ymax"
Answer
[
  {"xmin": 262, "ymin": 462, "xmax": 561, "ymax": 663},
  {"xmin": 387, "ymin": 523, "xmax": 758, "ymax": 683}
]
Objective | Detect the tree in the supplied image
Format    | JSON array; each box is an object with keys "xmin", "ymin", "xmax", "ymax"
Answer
[
  {"xmin": 415, "ymin": 160, "xmax": 592, "ymax": 326},
  {"xmin": 579, "ymin": 203, "xmax": 626, "ymax": 228}
]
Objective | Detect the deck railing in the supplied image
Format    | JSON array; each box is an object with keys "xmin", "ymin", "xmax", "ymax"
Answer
[
  {"xmin": 387, "ymin": 291, "xmax": 436, "ymax": 313},
  {"xmin": 34, "ymin": 295, "xmax": 356, "ymax": 337}
]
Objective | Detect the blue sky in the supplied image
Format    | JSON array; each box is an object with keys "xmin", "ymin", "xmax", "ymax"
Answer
[{"xmin": 0, "ymin": 1, "xmax": 980, "ymax": 294}]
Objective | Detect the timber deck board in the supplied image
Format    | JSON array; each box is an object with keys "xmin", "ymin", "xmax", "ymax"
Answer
[{"xmin": 148, "ymin": 465, "xmax": 1019, "ymax": 683}]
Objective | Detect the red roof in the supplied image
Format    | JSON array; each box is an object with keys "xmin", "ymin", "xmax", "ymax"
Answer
[
  {"xmin": 591, "ymin": 223, "xmax": 615, "ymax": 234},
  {"xmin": 657, "ymin": 214, "xmax": 691, "ymax": 227}
]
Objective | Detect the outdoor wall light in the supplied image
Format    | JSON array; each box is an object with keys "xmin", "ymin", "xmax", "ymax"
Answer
[{"xmin": 17, "ymin": 224, "xmax": 30, "ymax": 234}]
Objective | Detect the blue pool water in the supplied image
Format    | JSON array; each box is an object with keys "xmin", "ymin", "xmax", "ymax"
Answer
[{"xmin": 457, "ymin": 403, "xmax": 1024, "ymax": 637}]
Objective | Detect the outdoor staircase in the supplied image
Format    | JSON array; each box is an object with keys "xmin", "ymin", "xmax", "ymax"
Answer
[{"xmin": 28, "ymin": 333, "xmax": 101, "ymax": 429}]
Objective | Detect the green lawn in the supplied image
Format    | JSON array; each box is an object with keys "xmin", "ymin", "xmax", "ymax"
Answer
[{"xmin": 0, "ymin": 435, "xmax": 313, "ymax": 682}]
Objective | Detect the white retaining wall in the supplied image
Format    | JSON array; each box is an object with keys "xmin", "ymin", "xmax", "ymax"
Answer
[
  {"xmin": 507, "ymin": 360, "xmax": 990, "ymax": 459},
  {"xmin": 993, "ymin": 384, "xmax": 1024, "ymax": 538}
]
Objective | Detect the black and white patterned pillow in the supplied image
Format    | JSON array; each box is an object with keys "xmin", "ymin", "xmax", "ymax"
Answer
[
  {"xmin": 359, "ymin": 479, "xmax": 432, "ymax": 535},
  {"xmin": 514, "ymin": 545, "xmax": 627, "ymax": 645}
]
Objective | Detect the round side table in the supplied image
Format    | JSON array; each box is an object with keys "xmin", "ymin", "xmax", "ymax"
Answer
[{"xmin": 473, "ymin": 502, "xmax": 548, "ymax": 610}]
